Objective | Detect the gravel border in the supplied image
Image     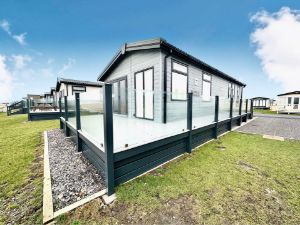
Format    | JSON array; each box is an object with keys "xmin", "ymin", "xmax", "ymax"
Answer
[
  {"xmin": 236, "ymin": 117, "xmax": 300, "ymax": 140},
  {"xmin": 47, "ymin": 129, "xmax": 106, "ymax": 211}
]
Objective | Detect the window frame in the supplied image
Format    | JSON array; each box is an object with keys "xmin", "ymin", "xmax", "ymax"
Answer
[
  {"xmin": 134, "ymin": 67, "xmax": 154, "ymax": 120},
  {"xmin": 109, "ymin": 76, "xmax": 128, "ymax": 115},
  {"xmin": 171, "ymin": 59, "xmax": 188, "ymax": 101},
  {"xmin": 201, "ymin": 72, "xmax": 212, "ymax": 101},
  {"xmin": 72, "ymin": 85, "xmax": 86, "ymax": 95}
]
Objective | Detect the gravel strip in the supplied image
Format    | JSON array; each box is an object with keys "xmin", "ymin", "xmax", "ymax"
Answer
[
  {"xmin": 236, "ymin": 117, "xmax": 300, "ymax": 140},
  {"xmin": 47, "ymin": 129, "xmax": 106, "ymax": 211}
]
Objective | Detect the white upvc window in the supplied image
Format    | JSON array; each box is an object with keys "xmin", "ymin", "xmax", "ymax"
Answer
[
  {"xmin": 171, "ymin": 60, "xmax": 188, "ymax": 101},
  {"xmin": 202, "ymin": 73, "xmax": 212, "ymax": 101}
]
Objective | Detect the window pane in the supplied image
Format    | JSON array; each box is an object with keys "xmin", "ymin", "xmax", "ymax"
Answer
[
  {"xmin": 294, "ymin": 97, "xmax": 299, "ymax": 104},
  {"xmin": 144, "ymin": 69, "xmax": 154, "ymax": 119},
  {"xmin": 119, "ymin": 80, "xmax": 127, "ymax": 114},
  {"xmin": 203, "ymin": 73, "xmax": 211, "ymax": 81},
  {"xmin": 135, "ymin": 72, "xmax": 144, "ymax": 117},
  {"xmin": 173, "ymin": 62, "xmax": 187, "ymax": 74},
  {"xmin": 288, "ymin": 97, "xmax": 292, "ymax": 104},
  {"xmin": 202, "ymin": 80, "xmax": 211, "ymax": 101},
  {"xmin": 172, "ymin": 72, "xmax": 187, "ymax": 100},
  {"xmin": 113, "ymin": 82, "xmax": 119, "ymax": 113}
]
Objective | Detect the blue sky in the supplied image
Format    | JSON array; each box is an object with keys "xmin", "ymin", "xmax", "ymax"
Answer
[{"xmin": 0, "ymin": 0, "xmax": 300, "ymax": 102}]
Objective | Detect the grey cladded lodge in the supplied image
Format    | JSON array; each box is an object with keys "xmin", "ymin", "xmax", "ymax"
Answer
[{"xmin": 57, "ymin": 38, "xmax": 253, "ymax": 196}]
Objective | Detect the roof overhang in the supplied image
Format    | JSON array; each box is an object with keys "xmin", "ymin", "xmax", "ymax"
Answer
[
  {"xmin": 277, "ymin": 91, "xmax": 300, "ymax": 96},
  {"xmin": 56, "ymin": 78, "xmax": 104, "ymax": 92}
]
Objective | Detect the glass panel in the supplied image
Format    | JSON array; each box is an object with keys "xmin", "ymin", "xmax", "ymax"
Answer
[
  {"xmin": 242, "ymin": 99, "xmax": 247, "ymax": 113},
  {"xmin": 67, "ymin": 95, "xmax": 76, "ymax": 127},
  {"xmin": 135, "ymin": 72, "xmax": 144, "ymax": 118},
  {"xmin": 144, "ymin": 69, "xmax": 154, "ymax": 119},
  {"xmin": 192, "ymin": 94, "xmax": 215, "ymax": 129},
  {"xmin": 294, "ymin": 97, "xmax": 299, "ymax": 104},
  {"xmin": 233, "ymin": 99, "xmax": 240, "ymax": 117},
  {"xmin": 202, "ymin": 81, "xmax": 211, "ymax": 101},
  {"xmin": 80, "ymin": 87, "xmax": 104, "ymax": 146},
  {"xmin": 172, "ymin": 72, "xmax": 187, "ymax": 100},
  {"xmin": 119, "ymin": 79, "xmax": 127, "ymax": 115},
  {"xmin": 173, "ymin": 61, "xmax": 187, "ymax": 73},
  {"xmin": 248, "ymin": 100, "xmax": 251, "ymax": 112},
  {"xmin": 113, "ymin": 90, "xmax": 187, "ymax": 152},
  {"xmin": 219, "ymin": 97, "xmax": 230, "ymax": 121}
]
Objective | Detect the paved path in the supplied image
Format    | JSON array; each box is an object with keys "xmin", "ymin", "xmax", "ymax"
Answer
[{"xmin": 237, "ymin": 115, "xmax": 300, "ymax": 140}]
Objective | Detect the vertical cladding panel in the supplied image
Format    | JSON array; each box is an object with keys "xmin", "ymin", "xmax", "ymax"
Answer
[{"xmin": 103, "ymin": 49, "xmax": 163, "ymax": 122}]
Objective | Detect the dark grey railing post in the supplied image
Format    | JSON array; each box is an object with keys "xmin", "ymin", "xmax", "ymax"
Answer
[
  {"xmin": 27, "ymin": 99, "xmax": 30, "ymax": 121},
  {"xmin": 229, "ymin": 98, "xmax": 233, "ymax": 130},
  {"xmin": 238, "ymin": 98, "xmax": 242, "ymax": 125},
  {"xmin": 103, "ymin": 83, "xmax": 115, "ymax": 196},
  {"xmin": 250, "ymin": 100, "xmax": 254, "ymax": 119},
  {"xmin": 186, "ymin": 92, "xmax": 193, "ymax": 153},
  {"xmin": 214, "ymin": 96, "xmax": 219, "ymax": 138},
  {"xmin": 75, "ymin": 93, "xmax": 82, "ymax": 152},
  {"xmin": 64, "ymin": 96, "xmax": 69, "ymax": 136}
]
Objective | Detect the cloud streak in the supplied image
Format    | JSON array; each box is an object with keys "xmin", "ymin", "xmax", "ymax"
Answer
[
  {"xmin": 58, "ymin": 58, "xmax": 75, "ymax": 75},
  {"xmin": 0, "ymin": 19, "xmax": 27, "ymax": 46},
  {"xmin": 250, "ymin": 7, "xmax": 300, "ymax": 92}
]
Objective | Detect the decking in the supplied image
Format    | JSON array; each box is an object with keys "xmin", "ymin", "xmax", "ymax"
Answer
[{"xmin": 58, "ymin": 84, "xmax": 253, "ymax": 196}]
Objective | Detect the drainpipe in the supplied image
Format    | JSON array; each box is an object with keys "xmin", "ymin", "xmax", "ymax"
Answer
[{"xmin": 163, "ymin": 50, "xmax": 172, "ymax": 123}]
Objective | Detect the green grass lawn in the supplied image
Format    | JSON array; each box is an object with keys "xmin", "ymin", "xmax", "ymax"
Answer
[
  {"xmin": 254, "ymin": 109, "xmax": 277, "ymax": 115},
  {"xmin": 1, "ymin": 112, "xmax": 299, "ymax": 224},
  {"xmin": 59, "ymin": 132, "xmax": 300, "ymax": 225},
  {"xmin": 254, "ymin": 109, "xmax": 300, "ymax": 116},
  {"xmin": 0, "ymin": 113, "xmax": 58, "ymax": 224}
]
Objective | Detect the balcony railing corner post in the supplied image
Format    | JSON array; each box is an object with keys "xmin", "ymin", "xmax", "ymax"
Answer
[{"xmin": 103, "ymin": 83, "xmax": 115, "ymax": 196}]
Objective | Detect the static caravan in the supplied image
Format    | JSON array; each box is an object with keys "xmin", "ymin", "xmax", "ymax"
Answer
[
  {"xmin": 97, "ymin": 38, "xmax": 246, "ymax": 123},
  {"xmin": 55, "ymin": 78, "xmax": 103, "ymax": 98},
  {"xmin": 277, "ymin": 91, "xmax": 300, "ymax": 114},
  {"xmin": 251, "ymin": 97, "xmax": 272, "ymax": 109}
]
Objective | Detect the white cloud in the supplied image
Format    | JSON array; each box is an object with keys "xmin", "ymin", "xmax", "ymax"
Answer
[
  {"xmin": 0, "ymin": 19, "xmax": 27, "ymax": 46},
  {"xmin": 0, "ymin": 20, "xmax": 11, "ymax": 34},
  {"xmin": 12, "ymin": 54, "xmax": 32, "ymax": 70},
  {"xmin": 250, "ymin": 7, "xmax": 300, "ymax": 92},
  {"xmin": 58, "ymin": 58, "xmax": 75, "ymax": 75},
  {"xmin": 0, "ymin": 55, "xmax": 14, "ymax": 102},
  {"xmin": 12, "ymin": 33, "xmax": 27, "ymax": 46}
]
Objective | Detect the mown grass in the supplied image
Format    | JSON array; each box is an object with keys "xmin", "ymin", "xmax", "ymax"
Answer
[
  {"xmin": 254, "ymin": 109, "xmax": 277, "ymax": 115},
  {"xmin": 60, "ymin": 132, "xmax": 300, "ymax": 224},
  {"xmin": 0, "ymin": 113, "xmax": 58, "ymax": 224},
  {"xmin": 254, "ymin": 109, "xmax": 300, "ymax": 116}
]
